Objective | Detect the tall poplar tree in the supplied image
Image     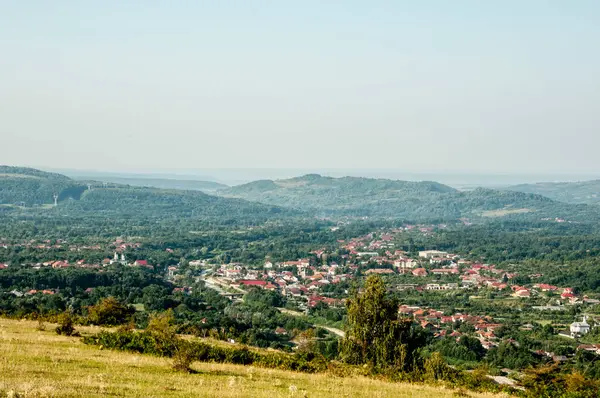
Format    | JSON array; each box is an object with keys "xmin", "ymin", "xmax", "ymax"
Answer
[{"xmin": 340, "ymin": 274, "xmax": 426, "ymax": 372}]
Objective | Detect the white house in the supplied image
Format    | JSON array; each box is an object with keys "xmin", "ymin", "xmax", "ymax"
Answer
[
  {"xmin": 418, "ymin": 250, "xmax": 448, "ymax": 259},
  {"xmin": 394, "ymin": 258, "xmax": 418, "ymax": 269},
  {"xmin": 571, "ymin": 316, "xmax": 591, "ymax": 337}
]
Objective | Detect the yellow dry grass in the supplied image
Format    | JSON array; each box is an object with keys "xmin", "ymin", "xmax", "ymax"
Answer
[
  {"xmin": 480, "ymin": 208, "xmax": 532, "ymax": 218},
  {"xmin": 0, "ymin": 318, "xmax": 505, "ymax": 398}
]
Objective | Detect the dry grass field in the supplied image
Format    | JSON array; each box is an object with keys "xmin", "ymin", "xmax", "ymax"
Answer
[
  {"xmin": 479, "ymin": 208, "xmax": 532, "ymax": 218},
  {"xmin": 0, "ymin": 318, "xmax": 506, "ymax": 398}
]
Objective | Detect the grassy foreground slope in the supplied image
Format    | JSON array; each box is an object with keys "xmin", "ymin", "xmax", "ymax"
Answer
[{"xmin": 0, "ymin": 319, "xmax": 504, "ymax": 398}]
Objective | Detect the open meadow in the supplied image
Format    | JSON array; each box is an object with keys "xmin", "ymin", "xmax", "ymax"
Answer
[{"xmin": 0, "ymin": 318, "xmax": 506, "ymax": 398}]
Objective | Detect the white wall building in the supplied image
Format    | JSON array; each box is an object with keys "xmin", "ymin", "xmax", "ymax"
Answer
[
  {"xmin": 418, "ymin": 250, "xmax": 448, "ymax": 259},
  {"xmin": 570, "ymin": 316, "xmax": 591, "ymax": 337}
]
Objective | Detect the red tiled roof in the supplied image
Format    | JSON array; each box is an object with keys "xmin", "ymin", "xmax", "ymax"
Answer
[{"xmin": 240, "ymin": 280, "xmax": 267, "ymax": 286}]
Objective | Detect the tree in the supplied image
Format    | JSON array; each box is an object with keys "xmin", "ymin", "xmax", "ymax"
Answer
[
  {"xmin": 339, "ymin": 275, "xmax": 425, "ymax": 373},
  {"xmin": 87, "ymin": 297, "xmax": 135, "ymax": 326},
  {"xmin": 458, "ymin": 335, "xmax": 485, "ymax": 360},
  {"xmin": 296, "ymin": 328, "xmax": 317, "ymax": 353}
]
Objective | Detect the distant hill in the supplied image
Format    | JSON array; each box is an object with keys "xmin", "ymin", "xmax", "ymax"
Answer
[
  {"xmin": 65, "ymin": 186, "xmax": 288, "ymax": 220},
  {"xmin": 0, "ymin": 165, "xmax": 88, "ymax": 206},
  {"xmin": 3, "ymin": 167, "xmax": 597, "ymax": 223},
  {"xmin": 219, "ymin": 174, "xmax": 458, "ymax": 217},
  {"xmin": 0, "ymin": 166, "xmax": 71, "ymax": 181},
  {"xmin": 218, "ymin": 174, "xmax": 597, "ymax": 221},
  {"xmin": 506, "ymin": 180, "xmax": 600, "ymax": 205},
  {"xmin": 72, "ymin": 175, "xmax": 229, "ymax": 193},
  {"xmin": 0, "ymin": 166, "xmax": 290, "ymax": 221}
]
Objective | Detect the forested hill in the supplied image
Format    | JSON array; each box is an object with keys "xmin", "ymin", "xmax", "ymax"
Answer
[
  {"xmin": 0, "ymin": 166, "xmax": 292, "ymax": 222},
  {"xmin": 217, "ymin": 174, "xmax": 598, "ymax": 221},
  {"xmin": 506, "ymin": 180, "xmax": 600, "ymax": 205},
  {"xmin": 0, "ymin": 166, "xmax": 71, "ymax": 181},
  {"xmin": 0, "ymin": 165, "xmax": 88, "ymax": 206},
  {"xmin": 71, "ymin": 175, "xmax": 228, "ymax": 193},
  {"xmin": 62, "ymin": 187, "xmax": 289, "ymax": 220},
  {"xmin": 3, "ymin": 167, "xmax": 598, "ymax": 223}
]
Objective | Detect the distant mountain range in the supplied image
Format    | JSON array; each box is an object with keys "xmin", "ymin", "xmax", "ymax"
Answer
[
  {"xmin": 216, "ymin": 174, "xmax": 596, "ymax": 221},
  {"xmin": 71, "ymin": 175, "xmax": 228, "ymax": 193},
  {"xmin": 2, "ymin": 166, "xmax": 599, "ymax": 223},
  {"xmin": 506, "ymin": 180, "xmax": 600, "ymax": 205},
  {"xmin": 0, "ymin": 166, "xmax": 287, "ymax": 220}
]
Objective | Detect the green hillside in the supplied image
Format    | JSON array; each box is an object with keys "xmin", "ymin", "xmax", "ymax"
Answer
[
  {"xmin": 506, "ymin": 180, "xmax": 600, "ymax": 205},
  {"xmin": 219, "ymin": 174, "xmax": 457, "ymax": 217},
  {"xmin": 68, "ymin": 187, "xmax": 288, "ymax": 219},
  {"xmin": 73, "ymin": 175, "xmax": 229, "ymax": 193},
  {"xmin": 4, "ymin": 167, "xmax": 597, "ymax": 224},
  {"xmin": 0, "ymin": 165, "xmax": 87, "ymax": 206},
  {"xmin": 0, "ymin": 166, "xmax": 291, "ymax": 221},
  {"xmin": 217, "ymin": 174, "xmax": 595, "ymax": 221}
]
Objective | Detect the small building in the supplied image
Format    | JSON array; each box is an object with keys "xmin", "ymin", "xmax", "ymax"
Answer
[
  {"xmin": 238, "ymin": 280, "xmax": 267, "ymax": 289},
  {"xmin": 513, "ymin": 288, "xmax": 531, "ymax": 298},
  {"xmin": 275, "ymin": 327, "xmax": 288, "ymax": 335},
  {"xmin": 364, "ymin": 268, "xmax": 394, "ymax": 275},
  {"xmin": 418, "ymin": 250, "xmax": 448, "ymax": 259},
  {"xmin": 570, "ymin": 316, "xmax": 591, "ymax": 338}
]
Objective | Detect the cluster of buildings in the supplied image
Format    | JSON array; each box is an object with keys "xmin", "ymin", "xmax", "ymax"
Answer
[
  {"xmin": 214, "ymin": 260, "xmax": 349, "ymax": 309},
  {"xmin": 398, "ymin": 305, "xmax": 502, "ymax": 350},
  {"xmin": 0, "ymin": 252, "xmax": 153, "ymax": 271},
  {"xmin": 0, "ymin": 239, "xmax": 103, "ymax": 252}
]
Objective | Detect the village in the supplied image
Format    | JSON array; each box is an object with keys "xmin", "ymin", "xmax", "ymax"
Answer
[{"xmin": 2, "ymin": 229, "xmax": 599, "ymax": 360}]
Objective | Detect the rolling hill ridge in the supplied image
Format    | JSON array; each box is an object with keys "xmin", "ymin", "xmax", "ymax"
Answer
[
  {"xmin": 506, "ymin": 180, "xmax": 600, "ymax": 205},
  {"xmin": 71, "ymin": 175, "xmax": 229, "ymax": 193},
  {"xmin": 217, "ymin": 174, "xmax": 597, "ymax": 221},
  {"xmin": 3, "ymin": 167, "xmax": 599, "ymax": 223},
  {"xmin": 0, "ymin": 166, "xmax": 291, "ymax": 220}
]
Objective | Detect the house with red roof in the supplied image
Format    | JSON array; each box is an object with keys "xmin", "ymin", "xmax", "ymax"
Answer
[
  {"xmin": 561, "ymin": 292, "xmax": 578, "ymax": 303},
  {"xmin": 431, "ymin": 268, "xmax": 459, "ymax": 275},
  {"xmin": 535, "ymin": 284, "xmax": 558, "ymax": 292},
  {"xmin": 412, "ymin": 268, "xmax": 428, "ymax": 277},
  {"xmin": 398, "ymin": 305, "xmax": 418, "ymax": 315},
  {"xmin": 224, "ymin": 269, "xmax": 242, "ymax": 279},
  {"xmin": 513, "ymin": 288, "xmax": 531, "ymax": 298},
  {"xmin": 238, "ymin": 280, "xmax": 268, "ymax": 288},
  {"xmin": 365, "ymin": 268, "xmax": 394, "ymax": 275},
  {"xmin": 52, "ymin": 261, "xmax": 70, "ymax": 269}
]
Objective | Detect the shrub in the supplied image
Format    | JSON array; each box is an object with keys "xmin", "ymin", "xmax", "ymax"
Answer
[
  {"xmin": 36, "ymin": 319, "xmax": 46, "ymax": 331},
  {"xmin": 87, "ymin": 297, "xmax": 135, "ymax": 326},
  {"xmin": 424, "ymin": 352, "xmax": 451, "ymax": 381},
  {"xmin": 55, "ymin": 312, "xmax": 78, "ymax": 336},
  {"xmin": 172, "ymin": 340, "xmax": 195, "ymax": 373},
  {"xmin": 83, "ymin": 329, "xmax": 338, "ymax": 374}
]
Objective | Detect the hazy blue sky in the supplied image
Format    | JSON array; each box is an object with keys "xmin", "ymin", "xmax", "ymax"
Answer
[{"xmin": 2, "ymin": 1, "xmax": 599, "ymax": 174}]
